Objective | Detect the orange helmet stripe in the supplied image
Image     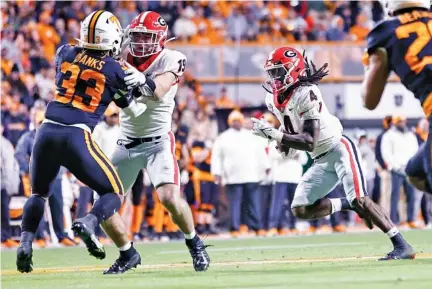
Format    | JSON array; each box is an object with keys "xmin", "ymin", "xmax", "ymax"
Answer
[{"xmin": 88, "ymin": 10, "xmax": 104, "ymax": 44}]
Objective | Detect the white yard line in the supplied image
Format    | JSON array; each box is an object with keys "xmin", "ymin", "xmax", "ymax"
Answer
[
  {"xmin": 159, "ymin": 242, "xmax": 366, "ymax": 254},
  {"xmin": 3, "ymin": 254, "xmax": 431, "ymax": 276}
]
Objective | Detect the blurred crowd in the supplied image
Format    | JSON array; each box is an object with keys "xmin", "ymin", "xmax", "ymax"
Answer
[
  {"xmin": 1, "ymin": 1, "xmax": 431, "ymax": 249},
  {"xmin": 1, "ymin": 0, "xmax": 385, "ymax": 125}
]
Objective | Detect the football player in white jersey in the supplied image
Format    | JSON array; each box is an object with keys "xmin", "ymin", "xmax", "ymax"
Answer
[
  {"xmin": 252, "ymin": 47, "xmax": 415, "ymax": 260},
  {"xmin": 99, "ymin": 11, "xmax": 210, "ymax": 273}
]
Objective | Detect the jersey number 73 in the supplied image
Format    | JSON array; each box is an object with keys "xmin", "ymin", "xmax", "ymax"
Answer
[{"xmin": 55, "ymin": 62, "xmax": 105, "ymax": 113}]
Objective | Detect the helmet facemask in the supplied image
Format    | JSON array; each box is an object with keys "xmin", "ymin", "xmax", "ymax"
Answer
[
  {"xmin": 129, "ymin": 30, "xmax": 163, "ymax": 58},
  {"xmin": 265, "ymin": 61, "xmax": 297, "ymax": 94}
]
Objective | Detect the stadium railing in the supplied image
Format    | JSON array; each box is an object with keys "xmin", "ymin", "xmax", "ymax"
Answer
[{"xmin": 170, "ymin": 41, "xmax": 400, "ymax": 83}]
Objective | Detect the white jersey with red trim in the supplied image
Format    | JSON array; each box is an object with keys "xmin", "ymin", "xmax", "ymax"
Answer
[
  {"xmin": 119, "ymin": 48, "xmax": 187, "ymax": 138},
  {"xmin": 265, "ymin": 84, "xmax": 343, "ymax": 159}
]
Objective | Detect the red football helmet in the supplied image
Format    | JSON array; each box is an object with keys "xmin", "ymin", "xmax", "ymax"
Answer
[
  {"xmin": 128, "ymin": 11, "xmax": 168, "ymax": 57},
  {"xmin": 264, "ymin": 47, "xmax": 306, "ymax": 94}
]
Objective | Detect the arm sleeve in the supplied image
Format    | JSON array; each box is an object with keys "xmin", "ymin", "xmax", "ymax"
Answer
[{"xmin": 296, "ymin": 86, "xmax": 321, "ymax": 121}]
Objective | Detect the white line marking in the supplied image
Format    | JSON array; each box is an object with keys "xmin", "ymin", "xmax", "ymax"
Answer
[
  {"xmin": 159, "ymin": 242, "xmax": 366, "ymax": 254},
  {"xmin": 2, "ymin": 254, "xmax": 431, "ymax": 276}
]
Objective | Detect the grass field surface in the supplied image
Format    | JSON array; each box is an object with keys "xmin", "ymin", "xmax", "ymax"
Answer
[{"xmin": 1, "ymin": 230, "xmax": 431, "ymax": 289}]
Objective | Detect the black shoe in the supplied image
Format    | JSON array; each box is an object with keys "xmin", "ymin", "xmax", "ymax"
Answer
[
  {"xmin": 72, "ymin": 217, "xmax": 105, "ymax": 260},
  {"xmin": 103, "ymin": 250, "xmax": 141, "ymax": 274},
  {"xmin": 16, "ymin": 241, "xmax": 33, "ymax": 273},
  {"xmin": 378, "ymin": 245, "xmax": 416, "ymax": 261},
  {"xmin": 186, "ymin": 236, "xmax": 210, "ymax": 272}
]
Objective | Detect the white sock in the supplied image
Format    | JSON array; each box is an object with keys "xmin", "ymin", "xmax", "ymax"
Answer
[
  {"xmin": 184, "ymin": 230, "xmax": 196, "ymax": 240},
  {"xmin": 119, "ymin": 241, "xmax": 132, "ymax": 251},
  {"xmin": 329, "ymin": 198, "xmax": 342, "ymax": 214},
  {"xmin": 386, "ymin": 227, "xmax": 399, "ymax": 238}
]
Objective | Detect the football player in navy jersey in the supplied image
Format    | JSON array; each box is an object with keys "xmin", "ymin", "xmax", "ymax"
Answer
[
  {"xmin": 16, "ymin": 10, "xmax": 145, "ymax": 274},
  {"xmin": 362, "ymin": 1, "xmax": 432, "ymax": 197}
]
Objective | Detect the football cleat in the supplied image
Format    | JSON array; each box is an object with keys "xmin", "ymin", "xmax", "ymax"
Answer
[
  {"xmin": 378, "ymin": 245, "xmax": 416, "ymax": 261},
  {"xmin": 186, "ymin": 236, "xmax": 210, "ymax": 272},
  {"xmin": 16, "ymin": 241, "xmax": 33, "ymax": 273},
  {"xmin": 103, "ymin": 250, "xmax": 141, "ymax": 274},
  {"xmin": 72, "ymin": 218, "xmax": 106, "ymax": 260}
]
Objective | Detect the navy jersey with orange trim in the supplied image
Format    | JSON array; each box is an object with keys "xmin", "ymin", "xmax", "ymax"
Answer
[
  {"xmin": 366, "ymin": 10, "xmax": 432, "ymax": 112},
  {"xmin": 45, "ymin": 44, "xmax": 130, "ymax": 131}
]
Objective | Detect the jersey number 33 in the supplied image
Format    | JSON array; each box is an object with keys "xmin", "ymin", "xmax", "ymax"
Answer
[{"xmin": 55, "ymin": 62, "xmax": 106, "ymax": 113}]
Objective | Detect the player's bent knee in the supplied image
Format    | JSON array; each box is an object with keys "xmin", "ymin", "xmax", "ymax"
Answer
[
  {"xmin": 156, "ymin": 183, "xmax": 180, "ymax": 207},
  {"xmin": 291, "ymin": 206, "xmax": 308, "ymax": 219}
]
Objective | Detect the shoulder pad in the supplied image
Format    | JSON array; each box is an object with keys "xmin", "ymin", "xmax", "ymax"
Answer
[
  {"xmin": 161, "ymin": 49, "xmax": 187, "ymax": 77},
  {"xmin": 366, "ymin": 19, "xmax": 397, "ymax": 54}
]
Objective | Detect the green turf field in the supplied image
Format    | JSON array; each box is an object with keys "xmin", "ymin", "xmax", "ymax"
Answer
[{"xmin": 1, "ymin": 230, "xmax": 431, "ymax": 289}]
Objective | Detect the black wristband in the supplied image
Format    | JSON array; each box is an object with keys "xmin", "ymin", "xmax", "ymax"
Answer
[
  {"xmin": 113, "ymin": 90, "xmax": 133, "ymax": 108},
  {"xmin": 145, "ymin": 77, "xmax": 156, "ymax": 92}
]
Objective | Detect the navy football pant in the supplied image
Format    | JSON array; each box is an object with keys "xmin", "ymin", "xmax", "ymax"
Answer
[{"xmin": 31, "ymin": 123, "xmax": 124, "ymax": 198}]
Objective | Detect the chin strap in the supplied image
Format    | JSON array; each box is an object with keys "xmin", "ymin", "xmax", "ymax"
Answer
[{"xmin": 165, "ymin": 37, "xmax": 176, "ymax": 44}]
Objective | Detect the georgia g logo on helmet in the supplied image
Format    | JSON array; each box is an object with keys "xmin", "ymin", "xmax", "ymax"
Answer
[
  {"xmin": 156, "ymin": 17, "xmax": 167, "ymax": 27},
  {"xmin": 284, "ymin": 50, "xmax": 297, "ymax": 58}
]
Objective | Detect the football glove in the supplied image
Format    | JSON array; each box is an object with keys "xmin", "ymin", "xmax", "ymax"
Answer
[
  {"xmin": 251, "ymin": 117, "xmax": 283, "ymax": 141},
  {"xmin": 124, "ymin": 62, "xmax": 147, "ymax": 90}
]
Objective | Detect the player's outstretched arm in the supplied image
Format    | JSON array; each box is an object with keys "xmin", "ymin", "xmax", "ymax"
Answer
[
  {"xmin": 362, "ymin": 48, "xmax": 390, "ymax": 110},
  {"xmin": 112, "ymin": 89, "xmax": 147, "ymax": 117},
  {"xmin": 124, "ymin": 62, "xmax": 177, "ymax": 101},
  {"xmin": 251, "ymin": 118, "xmax": 319, "ymax": 152}
]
